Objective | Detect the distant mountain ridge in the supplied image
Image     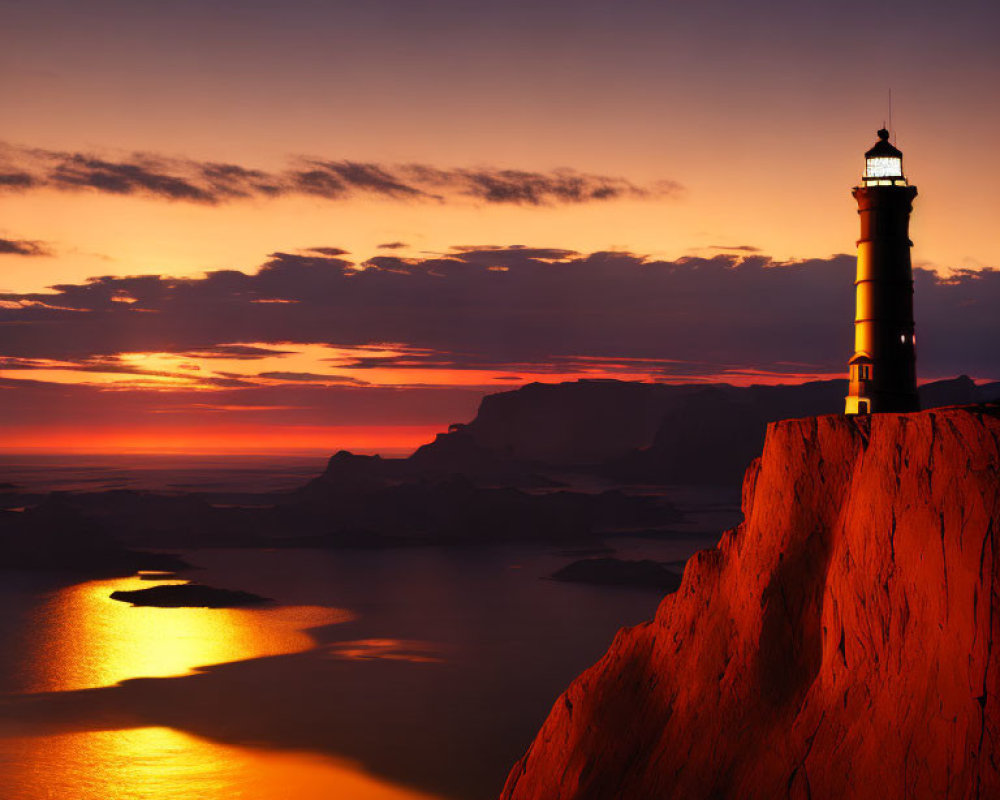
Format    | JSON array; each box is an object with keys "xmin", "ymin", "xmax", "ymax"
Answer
[
  {"xmin": 410, "ymin": 375, "xmax": 1000, "ymax": 485},
  {"xmin": 4, "ymin": 377, "xmax": 997, "ymax": 561}
]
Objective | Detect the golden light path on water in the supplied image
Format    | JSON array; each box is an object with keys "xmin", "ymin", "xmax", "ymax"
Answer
[
  {"xmin": 0, "ymin": 575, "xmax": 445, "ymax": 800},
  {"xmin": 0, "ymin": 728, "xmax": 444, "ymax": 800},
  {"xmin": 23, "ymin": 575, "xmax": 350, "ymax": 692}
]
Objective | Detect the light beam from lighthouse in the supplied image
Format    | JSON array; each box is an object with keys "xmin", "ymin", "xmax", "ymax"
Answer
[{"xmin": 845, "ymin": 128, "xmax": 919, "ymax": 415}]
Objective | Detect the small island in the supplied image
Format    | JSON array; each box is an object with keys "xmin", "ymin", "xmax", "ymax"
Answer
[{"xmin": 110, "ymin": 583, "xmax": 272, "ymax": 608}]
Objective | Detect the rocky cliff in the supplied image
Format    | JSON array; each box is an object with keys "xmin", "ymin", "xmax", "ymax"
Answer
[{"xmin": 501, "ymin": 405, "xmax": 1000, "ymax": 799}]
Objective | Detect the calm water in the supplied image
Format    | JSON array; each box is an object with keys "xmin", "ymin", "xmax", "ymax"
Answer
[
  {"xmin": 0, "ymin": 453, "xmax": 332, "ymax": 494},
  {"xmin": 0, "ymin": 536, "xmax": 720, "ymax": 800}
]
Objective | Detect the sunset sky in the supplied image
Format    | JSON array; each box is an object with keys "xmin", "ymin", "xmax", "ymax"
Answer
[{"xmin": 2, "ymin": 0, "xmax": 999, "ymax": 453}]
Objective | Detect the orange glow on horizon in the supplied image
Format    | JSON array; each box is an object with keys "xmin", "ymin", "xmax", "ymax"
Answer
[
  {"xmin": 0, "ymin": 341, "xmax": 848, "ymax": 396},
  {"xmin": 0, "ymin": 342, "xmax": 689, "ymax": 392},
  {"xmin": 0, "ymin": 424, "xmax": 445, "ymax": 456},
  {"xmin": 0, "ymin": 371, "xmax": 852, "ymax": 456}
]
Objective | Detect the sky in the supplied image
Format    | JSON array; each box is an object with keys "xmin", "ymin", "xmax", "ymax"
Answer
[{"xmin": 1, "ymin": 0, "xmax": 999, "ymax": 454}]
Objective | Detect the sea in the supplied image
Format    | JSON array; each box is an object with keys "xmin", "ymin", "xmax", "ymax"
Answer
[
  {"xmin": 0, "ymin": 455, "xmax": 739, "ymax": 800},
  {"xmin": 0, "ymin": 453, "xmax": 333, "ymax": 495}
]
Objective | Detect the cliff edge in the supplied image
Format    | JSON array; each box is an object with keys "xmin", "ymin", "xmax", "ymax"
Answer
[{"xmin": 501, "ymin": 406, "xmax": 1000, "ymax": 799}]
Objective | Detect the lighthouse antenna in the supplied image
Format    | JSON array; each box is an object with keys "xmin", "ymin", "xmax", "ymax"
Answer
[{"xmin": 888, "ymin": 88, "xmax": 894, "ymax": 144}]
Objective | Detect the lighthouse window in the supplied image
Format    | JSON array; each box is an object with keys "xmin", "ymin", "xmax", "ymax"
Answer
[
  {"xmin": 900, "ymin": 334, "xmax": 906, "ymax": 343},
  {"xmin": 866, "ymin": 157, "xmax": 903, "ymax": 178}
]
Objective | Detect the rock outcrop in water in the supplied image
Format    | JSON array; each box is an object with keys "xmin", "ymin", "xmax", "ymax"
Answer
[
  {"xmin": 501, "ymin": 406, "xmax": 1000, "ymax": 799},
  {"xmin": 110, "ymin": 583, "xmax": 271, "ymax": 607}
]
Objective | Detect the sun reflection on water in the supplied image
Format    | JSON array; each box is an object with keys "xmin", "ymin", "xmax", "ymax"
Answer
[
  {"xmin": 1, "ymin": 575, "xmax": 446, "ymax": 799},
  {"xmin": 0, "ymin": 727, "xmax": 443, "ymax": 800},
  {"xmin": 23, "ymin": 575, "xmax": 353, "ymax": 693}
]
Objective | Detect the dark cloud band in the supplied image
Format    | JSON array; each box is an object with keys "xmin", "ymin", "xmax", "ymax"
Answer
[
  {"xmin": 0, "ymin": 236, "xmax": 51, "ymax": 257},
  {"xmin": 0, "ymin": 143, "xmax": 680, "ymax": 207},
  {"xmin": 1, "ymin": 246, "xmax": 997, "ymax": 381}
]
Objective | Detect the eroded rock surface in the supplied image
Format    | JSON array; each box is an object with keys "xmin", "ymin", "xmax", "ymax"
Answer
[{"xmin": 502, "ymin": 406, "xmax": 1000, "ymax": 799}]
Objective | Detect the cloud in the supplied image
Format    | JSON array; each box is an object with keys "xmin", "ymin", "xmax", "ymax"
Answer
[
  {"xmin": 0, "ymin": 236, "xmax": 52, "ymax": 257},
  {"xmin": 0, "ymin": 142, "xmax": 678, "ymax": 207},
  {"xmin": 0, "ymin": 172, "xmax": 36, "ymax": 189},
  {"xmin": 48, "ymin": 154, "xmax": 216, "ymax": 201},
  {"xmin": 706, "ymin": 244, "xmax": 761, "ymax": 253},
  {"xmin": 307, "ymin": 246, "xmax": 351, "ymax": 256},
  {"xmin": 0, "ymin": 357, "xmax": 59, "ymax": 369},
  {"xmin": 377, "ymin": 241, "xmax": 408, "ymax": 250},
  {"xmin": 258, "ymin": 371, "xmax": 368, "ymax": 385},
  {"xmin": 2, "ymin": 246, "xmax": 998, "ymax": 381},
  {"xmin": 179, "ymin": 344, "xmax": 299, "ymax": 359},
  {"xmin": 400, "ymin": 165, "xmax": 674, "ymax": 205},
  {"xmin": 300, "ymin": 160, "xmax": 426, "ymax": 199}
]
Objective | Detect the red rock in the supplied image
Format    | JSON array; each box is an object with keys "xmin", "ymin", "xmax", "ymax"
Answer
[{"xmin": 501, "ymin": 406, "xmax": 1000, "ymax": 799}]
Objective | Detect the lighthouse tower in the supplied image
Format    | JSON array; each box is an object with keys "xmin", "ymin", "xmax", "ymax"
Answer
[{"xmin": 844, "ymin": 129, "xmax": 919, "ymax": 415}]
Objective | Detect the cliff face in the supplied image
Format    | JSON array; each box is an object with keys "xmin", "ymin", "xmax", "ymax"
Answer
[{"xmin": 501, "ymin": 406, "xmax": 1000, "ymax": 799}]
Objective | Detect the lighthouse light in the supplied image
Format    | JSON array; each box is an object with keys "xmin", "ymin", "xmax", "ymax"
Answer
[{"xmin": 866, "ymin": 156, "xmax": 903, "ymax": 178}]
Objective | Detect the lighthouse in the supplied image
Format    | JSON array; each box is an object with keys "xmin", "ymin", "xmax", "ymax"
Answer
[{"xmin": 844, "ymin": 128, "xmax": 919, "ymax": 415}]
